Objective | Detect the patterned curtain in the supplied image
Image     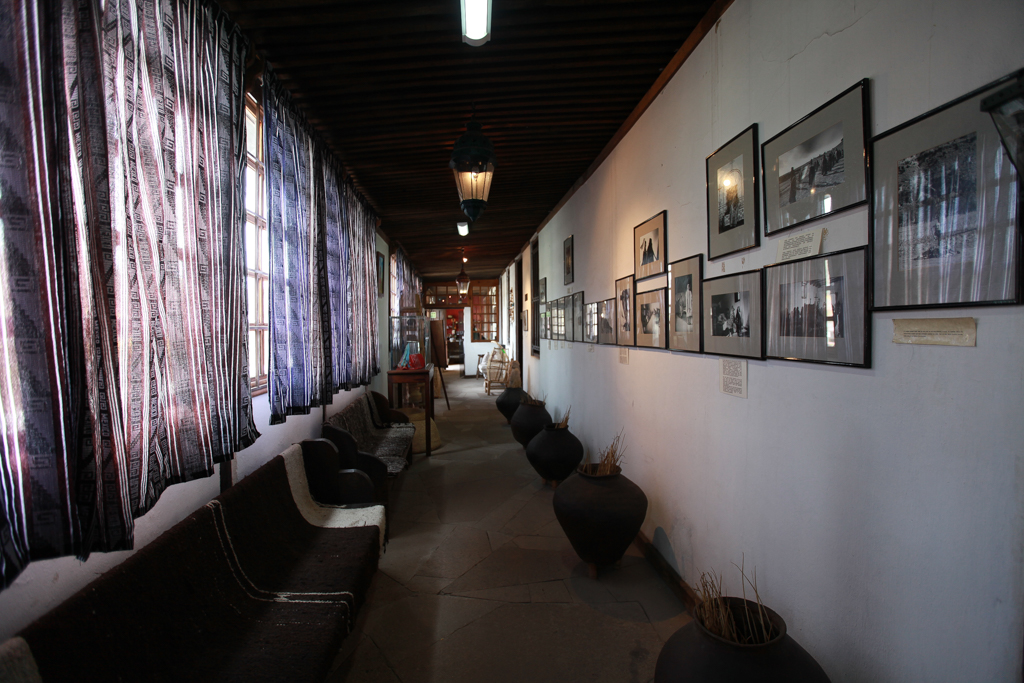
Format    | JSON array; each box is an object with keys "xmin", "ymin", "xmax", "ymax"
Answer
[
  {"xmin": 0, "ymin": 0, "xmax": 257, "ymax": 591},
  {"xmin": 393, "ymin": 245, "xmax": 421, "ymax": 312},
  {"xmin": 341, "ymin": 181, "xmax": 380, "ymax": 388}
]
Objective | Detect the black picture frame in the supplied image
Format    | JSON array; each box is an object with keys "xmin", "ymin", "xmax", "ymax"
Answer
[
  {"xmin": 636, "ymin": 288, "xmax": 668, "ymax": 349},
  {"xmin": 765, "ymin": 246, "xmax": 870, "ymax": 367},
  {"xmin": 598, "ymin": 298, "xmax": 616, "ymax": 345},
  {"xmin": 376, "ymin": 251, "xmax": 386, "ymax": 296},
  {"xmin": 702, "ymin": 269, "xmax": 764, "ymax": 360},
  {"xmin": 634, "ymin": 211, "xmax": 667, "ymax": 280},
  {"xmin": 522, "ymin": 309, "xmax": 529, "ymax": 333},
  {"xmin": 573, "ymin": 291, "xmax": 585, "ymax": 342},
  {"xmin": 584, "ymin": 302, "xmax": 598, "ymax": 343},
  {"xmin": 565, "ymin": 295, "xmax": 576, "ymax": 341},
  {"xmin": 538, "ymin": 301, "xmax": 548, "ymax": 339},
  {"xmin": 707, "ymin": 125, "xmax": 759, "ymax": 260},
  {"xmin": 615, "ymin": 275, "xmax": 635, "ymax": 346},
  {"xmin": 555, "ymin": 297, "xmax": 566, "ymax": 340},
  {"xmin": 564, "ymin": 236, "xmax": 574, "ymax": 285},
  {"xmin": 762, "ymin": 80, "xmax": 870, "ymax": 237},
  {"xmin": 668, "ymin": 253, "xmax": 703, "ymax": 353},
  {"xmin": 870, "ymin": 69, "xmax": 1021, "ymax": 310},
  {"xmin": 538, "ymin": 277, "xmax": 547, "ymax": 302}
]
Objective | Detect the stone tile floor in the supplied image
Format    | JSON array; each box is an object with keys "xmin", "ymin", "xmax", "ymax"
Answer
[{"xmin": 331, "ymin": 370, "xmax": 690, "ymax": 683}]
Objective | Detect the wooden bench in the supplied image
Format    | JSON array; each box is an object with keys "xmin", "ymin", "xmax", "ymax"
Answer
[
  {"xmin": 323, "ymin": 391, "xmax": 416, "ymax": 478},
  {"xmin": 0, "ymin": 444, "xmax": 384, "ymax": 683}
]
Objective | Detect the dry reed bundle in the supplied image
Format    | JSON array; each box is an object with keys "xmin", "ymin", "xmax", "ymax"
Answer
[
  {"xmin": 583, "ymin": 428, "xmax": 625, "ymax": 475},
  {"xmin": 694, "ymin": 558, "xmax": 778, "ymax": 645},
  {"xmin": 556, "ymin": 406, "xmax": 571, "ymax": 428},
  {"xmin": 520, "ymin": 394, "xmax": 546, "ymax": 406}
]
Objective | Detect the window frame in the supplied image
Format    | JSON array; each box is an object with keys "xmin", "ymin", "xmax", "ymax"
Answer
[{"xmin": 245, "ymin": 94, "xmax": 270, "ymax": 395}]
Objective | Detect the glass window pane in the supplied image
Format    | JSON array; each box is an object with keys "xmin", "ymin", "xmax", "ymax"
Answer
[
  {"xmin": 246, "ymin": 222, "xmax": 257, "ymax": 270},
  {"xmin": 247, "ymin": 276, "xmax": 256, "ymax": 325},
  {"xmin": 261, "ymin": 330, "xmax": 269, "ymax": 377},
  {"xmin": 248, "ymin": 330, "xmax": 257, "ymax": 378},
  {"xmin": 245, "ymin": 165, "xmax": 257, "ymax": 213},
  {"xmin": 260, "ymin": 278, "xmax": 269, "ymax": 324},
  {"xmin": 259, "ymin": 170, "xmax": 267, "ymax": 216},
  {"xmin": 259, "ymin": 226, "xmax": 269, "ymax": 272},
  {"xmin": 245, "ymin": 110, "xmax": 257, "ymax": 157}
]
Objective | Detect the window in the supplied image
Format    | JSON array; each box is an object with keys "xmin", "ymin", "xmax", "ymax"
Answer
[
  {"xmin": 390, "ymin": 252, "xmax": 399, "ymax": 318},
  {"xmin": 245, "ymin": 94, "xmax": 269, "ymax": 394},
  {"xmin": 471, "ymin": 282, "xmax": 498, "ymax": 342},
  {"xmin": 423, "ymin": 283, "xmax": 464, "ymax": 308}
]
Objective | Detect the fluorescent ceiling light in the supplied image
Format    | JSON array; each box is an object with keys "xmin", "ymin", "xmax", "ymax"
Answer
[
  {"xmin": 457, "ymin": 222, "xmax": 470, "ymax": 236},
  {"xmin": 461, "ymin": 0, "xmax": 491, "ymax": 46}
]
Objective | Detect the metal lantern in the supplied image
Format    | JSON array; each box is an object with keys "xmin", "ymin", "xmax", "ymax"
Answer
[
  {"xmin": 455, "ymin": 248, "xmax": 471, "ymax": 296},
  {"xmin": 450, "ymin": 120, "xmax": 496, "ymax": 222}
]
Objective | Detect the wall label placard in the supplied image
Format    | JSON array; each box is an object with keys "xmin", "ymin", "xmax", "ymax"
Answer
[
  {"xmin": 719, "ymin": 358, "xmax": 747, "ymax": 398},
  {"xmin": 775, "ymin": 228, "xmax": 823, "ymax": 262},
  {"xmin": 892, "ymin": 318, "xmax": 976, "ymax": 346}
]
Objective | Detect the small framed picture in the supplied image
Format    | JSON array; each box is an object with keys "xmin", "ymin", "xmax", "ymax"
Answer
[
  {"xmin": 598, "ymin": 298, "xmax": 616, "ymax": 344},
  {"xmin": 538, "ymin": 277, "xmax": 547, "ymax": 302},
  {"xmin": 765, "ymin": 247, "xmax": 870, "ymax": 367},
  {"xmin": 376, "ymin": 251, "xmax": 386, "ymax": 296},
  {"xmin": 634, "ymin": 211, "xmax": 667, "ymax": 281},
  {"xmin": 554, "ymin": 298, "xmax": 564, "ymax": 340},
  {"xmin": 564, "ymin": 236, "xmax": 574, "ymax": 285},
  {"xmin": 635, "ymin": 289, "xmax": 667, "ymax": 349},
  {"xmin": 615, "ymin": 275, "xmax": 635, "ymax": 346},
  {"xmin": 538, "ymin": 302, "xmax": 548, "ymax": 339},
  {"xmin": 584, "ymin": 302, "xmax": 598, "ymax": 343},
  {"xmin": 522, "ymin": 310, "xmax": 529, "ymax": 333},
  {"xmin": 702, "ymin": 269, "xmax": 763, "ymax": 359},
  {"xmin": 573, "ymin": 291, "xmax": 585, "ymax": 342},
  {"xmin": 762, "ymin": 80, "xmax": 869, "ymax": 236},
  {"xmin": 707, "ymin": 125, "xmax": 759, "ymax": 260},
  {"xmin": 871, "ymin": 70, "xmax": 1021, "ymax": 310},
  {"xmin": 565, "ymin": 295, "xmax": 576, "ymax": 341},
  {"xmin": 668, "ymin": 254, "xmax": 703, "ymax": 353}
]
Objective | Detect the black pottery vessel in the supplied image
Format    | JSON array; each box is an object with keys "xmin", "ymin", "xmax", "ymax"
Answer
[
  {"xmin": 552, "ymin": 464, "xmax": 647, "ymax": 568},
  {"xmin": 495, "ymin": 387, "xmax": 529, "ymax": 423},
  {"xmin": 654, "ymin": 597, "xmax": 831, "ymax": 682},
  {"xmin": 510, "ymin": 401, "xmax": 551, "ymax": 447},
  {"xmin": 526, "ymin": 424, "xmax": 584, "ymax": 482}
]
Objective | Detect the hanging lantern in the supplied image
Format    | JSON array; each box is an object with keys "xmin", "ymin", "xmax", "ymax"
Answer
[
  {"xmin": 455, "ymin": 249, "xmax": 471, "ymax": 297},
  {"xmin": 450, "ymin": 120, "xmax": 496, "ymax": 222}
]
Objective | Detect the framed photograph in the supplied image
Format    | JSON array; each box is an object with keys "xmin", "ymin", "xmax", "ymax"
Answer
[
  {"xmin": 871, "ymin": 70, "xmax": 1021, "ymax": 310},
  {"xmin": 702, "ymin": 269, "xmax": 763, "ymax": 359},
  {"xmin": 564, "ymin": 236, "xmax": 574, "ymax": 285},
  {"xmin": 598, "ymin": 298, "xmax": 616, "ymax": 344},
  {"xmin": 376, "ymin": 251, "xmax": 386, "ymax": 296},
  {"xmin": 584, "ymin": 302, "xmax": 598, "ymax": 343},
  {"xmin": 565, "ymin": 295, "xmax": 576, "ymax": 341},
  {"xmin": 615, "ymin": 275, "xmax": 634, "ymax": 346},
  {"xmin": 636, "ymin": 289, "xmax": 667, "ymax": 349},
  {"xmin": 634, "ymin": 211, "xmax": 667, "ymax": 280},
  {"xmin": 538, "ymin": 277, "xmax": 547, "ymax": 302},
  {"xmin": 762, "ymin": 80, "xmax": 869, "ymax": 236},
  {"xmin": 668, "ymin": 254, "xmax": 703, "ymax": 353},
  {"xmin": 522, "ymin": 309, "xmax": 529, "ymax": 332},
  {"xmin": 555, "ymin": 297, "xmax": 566, "ymax": 340},
  {"xmin": 538, "ymin": 302, "xmax": 548, "ymax": 339},
  {"xmin": 707, "ymin": 125, "xmax": 759, "ymax": 260},
  {"xmin": 765, "ymin": 247, "xmax": 869, "ymax": 367},
  {"xmin": 573, "ymin": 292, "xmax": 585, "ymax": 342}
]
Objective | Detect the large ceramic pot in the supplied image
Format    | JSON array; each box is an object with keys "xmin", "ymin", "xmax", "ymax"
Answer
[
  {"xmin": 552, "ymin": 464, "xmax": 647, "ymax": 568},
  {"xmin": 495, "ymin": 387, "xmax": 529, "ymax": 423},
  {"xmin": 510, "ymin": 401, "xmax": 551, "ymax": 447},
  {"xmin": 654, "ymin": 597, "xmax": 831, "ymax": 682},
  {"xmin": 526, "ymin": 424, "xmax": 584, "ymax": 483}
]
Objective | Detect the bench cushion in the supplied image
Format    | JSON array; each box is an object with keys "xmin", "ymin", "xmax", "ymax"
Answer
[{"xmin": 326, "ymin": 395, "xmax": 415, "ymax": 475}]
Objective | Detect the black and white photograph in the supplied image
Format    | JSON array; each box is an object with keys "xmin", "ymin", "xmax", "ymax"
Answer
[
  {"xmin": 762, "ymin": 80, "xmax": 868, "ymax": 236},
  {"xmin": 635, "ymin": 289, "xmax": 666, "ymax": 349},
  {"xmin": 573, "ymin": 291, "xmax": 585, "ymax": 342},
  {"xmin": 717, "ymin": 155, "xmax": 745, "ymax": 233},
  {"xmin": 896, "ymin": 133, "xmax": 978, "ymax": 272},
  {"xmin": 668, "ymin": 254, "xmax": 702, "ymax": 353},
  {"xmin": 707, "ymin": 125, "xmax": 759, "ymax": 260},
  {"xmin": 872, "ymin": 69, "xmax": 1020, "ymax": 309},
  {"xmin": 615, "ymin": 275, "xmax": 634, "ymax": 346},
  {"xmin": 564, "ymin": 295, "xmax": 575, "ymax": 341},
  {"xmin": 538, "ymin": 277, "xmax": 547, "ymax": 302},
  {"xmin": 703, "ymin": 270, "xmax": 763, "ymax": 359},
  {"xmin": 564, "ymin": 236, "xmax": 574, "ymax": 285},
  {"xmin": 766, "ymin": 247, "xmax": 868, "ymax": 367},
  {"xmin": 555, "ymin": 297, "xmax": 566, "ymax": 340},
  {"xmin": 633, "ymin": 212, "xmax": 667, "ymax": 280},
  {"xmin": 584, "ymin": 302, "xmax": 598, "ymax": 343},
  {"xmin": 711, "ymin": 292, "xmax": 750, "ymax": 337},
  {"xmin": 538, "ymin": 302, "xmax": 548, "ymax": 339},
  {"xmin": 598, "ymin": 298, "xmax": 616, "ymax": 344},
  {"xmin": 778, "ymin": 122, "xmax": 845, "ymax": 208}
]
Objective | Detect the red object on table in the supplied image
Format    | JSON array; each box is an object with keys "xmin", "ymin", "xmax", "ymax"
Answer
[{"xmin": 408, "ymin": 353, "xmax": 425, "ymax": 370}]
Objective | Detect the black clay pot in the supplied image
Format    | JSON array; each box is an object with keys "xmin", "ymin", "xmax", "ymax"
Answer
[
  {"xmin": 654, "ymin": 597, "xmax": 831, "ymax": 682},
  {"xmin": 510, "ymin": 401, "xmax": 552, "ymax": 447},
  {"xmin": 496, "ymin": 387, "xmax": 529, "ymax": 423},
  {"xmin": 552, "ymin": 464, "xmax": 648, "ymax": 567},
  {"xmin": 526, "ymin": 424, "xmax": 584, "ymax": 482}
]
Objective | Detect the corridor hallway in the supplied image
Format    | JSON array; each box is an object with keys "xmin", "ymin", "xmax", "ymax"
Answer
[{"xmin": 335, "ymin": 371, "xmax": 690, "ymax": 683}]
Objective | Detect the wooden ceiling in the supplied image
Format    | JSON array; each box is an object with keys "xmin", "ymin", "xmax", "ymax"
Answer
[{"xmin": 222, "ymin": 0, "xmax": 720, "ymax": 280}]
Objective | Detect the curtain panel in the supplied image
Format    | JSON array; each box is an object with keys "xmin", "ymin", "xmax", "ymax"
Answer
[
  {"xmin": 265, "ymin": 68, "xmax": 380, "ymax": 423},
  {"xmin": 0, "ymin": 0, "xmax": 257, "ymax": 591},
  {"xmin": 393, "ymin": 245, "xmax": 421, "ymax": 313}
]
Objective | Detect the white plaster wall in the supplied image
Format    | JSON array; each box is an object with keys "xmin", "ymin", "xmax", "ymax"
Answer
[
  {"xmin": 523, "ymin": 1, "xmax": 1024, "ymax": 680},
  {"xmin": 0, "ymin": 381, "xmax": 368, "ymax": 642},
  {"xmin": 371, "ymin": 232, "xmax": 391, "ymax": 395}
]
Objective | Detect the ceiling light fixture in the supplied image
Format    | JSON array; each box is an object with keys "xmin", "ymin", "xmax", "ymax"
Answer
[
  {"xmin": 449, "ymin": 119, "xmax": 496, "ymax": 222},
  {"xmin": 461, "ymin": 0, "xmax": 492, "ymax": 46},
  {"xmin": 457, "ymin": 221, "xmax": 470, "ymax": 236},
  {"xmin": 455, "ymin": 248, "xmax": 471, "ymax": 296}
]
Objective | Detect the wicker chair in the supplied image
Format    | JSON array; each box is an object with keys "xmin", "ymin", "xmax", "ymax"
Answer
[{"xmin": 484, "ymin": 353, "xmax": 509, "ymax": 395}]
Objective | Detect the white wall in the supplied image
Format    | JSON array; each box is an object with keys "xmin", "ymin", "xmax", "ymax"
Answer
[
  {"xmin": 0, "ymin": 367, "xmax": 375, "ymax": 642},
  {"xmin": 522, "ymin": 1, "xmax": 1024, "ymax": 680},
  {"xmin": 371, "ymin": 232, "xmax": 391, "ymax": 393}
]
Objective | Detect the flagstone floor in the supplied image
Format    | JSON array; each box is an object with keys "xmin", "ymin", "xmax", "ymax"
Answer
[{"xmin": 331, "ymin": 370, "xmax": 690, "ymax": 683}]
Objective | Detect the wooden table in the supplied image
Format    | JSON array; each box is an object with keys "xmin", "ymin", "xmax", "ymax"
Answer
[{"xmin": 387, "ymin": 364, "xmax": 435, "ymax": 457}]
